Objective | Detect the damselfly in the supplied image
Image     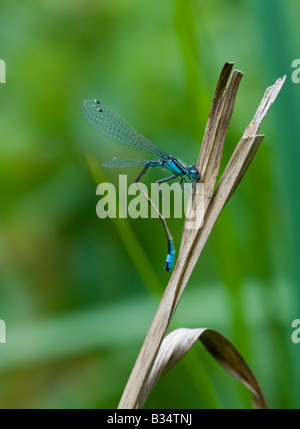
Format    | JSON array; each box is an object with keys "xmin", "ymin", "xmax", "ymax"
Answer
[{"xmin": 81, "ymin": 99, "xmax": 201, "ymax": 272}]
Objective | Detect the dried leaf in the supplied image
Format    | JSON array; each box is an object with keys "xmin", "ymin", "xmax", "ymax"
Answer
[
  {"xmin": 118, "ymin": 65, "xmax": 285, "ymax": 409},
  {"xmin": 138, "ymin": 328, "xmax": 267, "ymax": 409}
]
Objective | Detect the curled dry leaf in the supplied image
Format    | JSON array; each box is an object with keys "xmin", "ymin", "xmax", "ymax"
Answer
[{"xmin": 138, "ymin": 328, "xmax": 267, "ymax": 409}]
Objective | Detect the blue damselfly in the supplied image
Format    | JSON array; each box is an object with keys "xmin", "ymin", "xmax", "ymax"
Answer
[{"xmin": 81, "ymin": 99, "xmax": 201, "ymax": 271}]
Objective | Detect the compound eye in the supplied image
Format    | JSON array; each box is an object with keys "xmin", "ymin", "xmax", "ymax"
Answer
[{"xmin": 188, "ymin": 165, "xmax": 199, "ymax": 179}]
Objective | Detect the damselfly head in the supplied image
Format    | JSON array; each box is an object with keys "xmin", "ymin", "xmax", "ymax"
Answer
[{"xmin": 187, "ymin": 165, "xmax": 200, "ymax": 180}]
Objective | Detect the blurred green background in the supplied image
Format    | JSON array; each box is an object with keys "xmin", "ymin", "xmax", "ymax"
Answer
[{"xmin": 0, "ymin": 0, "xmax": 299, "ymax": 409}]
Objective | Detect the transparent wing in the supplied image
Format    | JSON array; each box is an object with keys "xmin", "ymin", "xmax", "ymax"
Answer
[
  {"xmin": 81, "ymin": 99, "xmax": 167, "ymax": 158},
  {"xmin": 102, "ymin": 157, "xmax": 148, "ymax": 168}
]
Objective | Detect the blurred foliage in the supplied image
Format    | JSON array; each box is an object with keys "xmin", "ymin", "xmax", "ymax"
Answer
[{"xmin": 0, "ymin": 0, "xmax": 299, "ymax": 409}]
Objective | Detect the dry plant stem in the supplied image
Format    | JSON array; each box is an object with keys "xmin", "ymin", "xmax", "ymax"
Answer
[{"xmin": 118, "ymin": 64, "xmax": 285, "ymax": 409}]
